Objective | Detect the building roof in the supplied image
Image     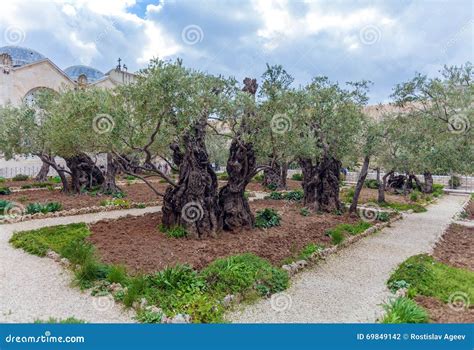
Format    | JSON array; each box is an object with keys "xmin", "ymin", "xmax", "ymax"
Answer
[
  {"xmin": 0, "ymin": 45, "xmax": 46, "ymax": 67},
  {"xmin": 64, "ymin": 65, "xmax": 105, "ymax": 83}
]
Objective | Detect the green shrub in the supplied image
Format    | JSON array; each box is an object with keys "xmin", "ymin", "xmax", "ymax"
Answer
[
  {"xmin": 107, "ymin": 265, "xmax": 129, "ymax": 284},
  {"xmin": 201, "ymin": 253, "xmax": 289, "ymax": 296},
  {"xmin": 0, "ymin": 187, "xmax": 11, "ymax": 195},
  {"xmin": 266, "ymin": 183, "xmax": 278, "ymax": 191},
  {"xmin": 149, "ymin": 265, "xmax": 203, "ymax": 292},
  {"xmin": 10, "ymin": 223, "xmax": 90, "ymax": 257},
  {"xmin": 329, "ymin": 230, "xmax": 345, "ymax": 245},
  {"xmin": 12, "ymin": 174, "xmax": 29, "ymax": 181},
  {"xmin": 300, "ymin": 207, "xmax": 310, "ymax": 216},
  {"xmin": 255, "ymin": 208, "xmax": 281, "ymax": 228},
  {"xmin": 50, "ymin": 176, "xmax": 62, "ymax": 184},
  {"xmin": 268, "ymin": 191, "xmax": 284, "ymax": 200},
  {"xmin": 74, "ymin": 258, "xmax": 109, "ymax": 289},
  {"xmin": 377, "ymin": 212, "xmax": 390, "ymax": 222},
  {"xmin": 291, "ymin": 173, "xmax": 303, "ymax": 181},
  {"xmin": 0, "ymin": 177, "xmax": 5, "ymax": 183},
  {"xmin": 25, "ymin": 202, "xmax": 62, "ymax": 214},
  {"xmin": 159, "ymin": 224, "xmax": 187, "ymax": 238},
  {"xmin": 125, "ymin": 175, "xmax": 136, "ymax": 181},
  {"xmin": 112, "ymin": 191, "xmax": 126, "ymax": 199},
  {"xmin": 60, "ymin": 239, "xmax": 95, "ymax": 265},
  {"xmin": 21, "ymin": 184, "xmax": 32, "ymax": 189},
  {"xmin": 381, "ymin": 297, "xmax": 429, "ymax": 323},
  {"xmin": 327, "ymin": 221, "xmax": 372, "ymax": 238},
  {"xmin": 364, "ymin": 179, "xmax": 379, "ymax": 189},
  {"xmin": 297, "ymin": 243, "xmax": 323, "ymax": 260},
  {"xmin": 448, "ymin": 175, "xmax": 461, "ymax": 189},
  {"xmin": 31, "ymin": 182, "xmax": 52, "ymax": 188},
  {"xmin": 100, "ymin": 198, "xmax": 130, "ymax": 208},
  {"xmin": 387, "ymin": 254, "xmax": 474, "ymax": 303},
  {"xmin": 136, "ymin": 310, "xmax": 163, "ymax": 323},
  {"xmin": 123, "ymin": 275, "xmax": 147, "ymax": 307},
  {"xmin": 0, "ymin": 199, "xmax": 11, "ymax": 212},
  {"xmin": 432, "ymin": 184, "xmax": 444, "ymax": 197},
  {"xmin": 284, "ymin": 190, "xmax": 304, "ymax": 201},
  {"xmin": 253, "ymin": 174, "xmax": 264, "ymax": 182},
  {"xmin": 218, "ymin": 172, "xmax": 229, "ymax": 181},
  {"xmin": 409, "ymin": 190, "xmax": 421, "ymax": 202},
  {"xmin": 344, "ymin": 187, "xmax": 355, "ymax": 203}
]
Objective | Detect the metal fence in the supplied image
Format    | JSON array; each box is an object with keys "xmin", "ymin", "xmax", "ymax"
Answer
[{"xmin": 344, "ymin": 172, "xmax": 474, "ymax": 192}]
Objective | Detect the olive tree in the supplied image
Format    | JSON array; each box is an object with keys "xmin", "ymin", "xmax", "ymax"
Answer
[{"xmin": 295, "ymin": 78, "xmax": 369, "ymax": 212}]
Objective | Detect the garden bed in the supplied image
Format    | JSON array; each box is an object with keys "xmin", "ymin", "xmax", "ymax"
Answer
[
  {"xmin": 88, "ymin": 199, "xmax": 365, "ymax": 273},
  {"xmin": 432, "ymin": 223, "xmax": 474, "ymax": 271},
  {"xmin": 3, "ymin": 182, "xmax": 166, "ymax": 211}
]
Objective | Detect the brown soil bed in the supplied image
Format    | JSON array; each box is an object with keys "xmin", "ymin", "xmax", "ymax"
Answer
[
  {"xmin": 4, "ymin": 182, "xmax": 166, "ymax": 210},
  {"xmin": 88, "ymin": 199, "xmax": 361, "ymax": 273},
  {"xmin": 415, "ymin": 295, "xmax": 474, "ymax": 323},
  {"xmin": 1, "ymin": 179, "xmax": 49, "ymax": 188},
  {"xmin": 432, "ymin": 224, "xmax": 474, "ymax": 271}
]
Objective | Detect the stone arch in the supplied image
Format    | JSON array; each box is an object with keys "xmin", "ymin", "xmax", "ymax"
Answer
[{"xmin": 23, "ymin": 86, "xmax": 58, "ymax": 107}]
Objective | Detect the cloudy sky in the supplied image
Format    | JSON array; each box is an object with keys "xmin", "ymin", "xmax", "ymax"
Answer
[{"xmin": 0, "ymin": 0, "xmax": 472, "ymax": 103}]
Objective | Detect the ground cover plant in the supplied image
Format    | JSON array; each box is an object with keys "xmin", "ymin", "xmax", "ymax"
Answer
[
  {"xmin": 383, "ymin": 254, "xmax": 474, "ymax": 323},
  {"xmin": 9, "ymin": 223, "xmax": 289, "ymax": 323}
]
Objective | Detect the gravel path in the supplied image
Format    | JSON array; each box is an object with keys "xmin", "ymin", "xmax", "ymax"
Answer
[
  {"xmin": 228, "ymin": 194, "xmax": 468, "ymax": 323},
  {"xmin": 0, "ymin": 206, "xmax": 160, "ymax": 323}
]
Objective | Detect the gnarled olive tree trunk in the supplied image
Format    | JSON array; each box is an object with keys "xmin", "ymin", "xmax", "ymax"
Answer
[
  {"xmin": 37, "ymin": 154, "xmax": 70, "ymax": 192},
  {"xmin": 262, "ymin": 161, "xmax": 287, "ymax": 190},
  {"xmin": 35, "ymin": 160, "xmax": 50, "ymax": 182},
  {"xmin": 65, "ymin": 154, "xmax": 105, "ymax": 193},
  {"xmin": 218, "ymin": 139, "xmax": 256, "ymax": 230},
  {"xmin": 300, "ymin": 155, "xmax": 342, "ymax": 212},
  {"xmin": 162, "ymin": 116, "xmax": 222, "ymax": 238},
  {"xmin": 349, "ymin": 155, "xmax": 370, "ymax": 213},
  {"xmin": 423, "ymin": 171, "xmax": 433, "ymax": 193},
  {"xmin": 378, "ymin": 170, "xmax": 393, "ymax": 203},
  {"xmin": 219, "ymin": 78, "xmax": 258, "ymax": 230},
  {"xmin": 101, "ymin": 153, "xmax": 121, "ymax": 193}
]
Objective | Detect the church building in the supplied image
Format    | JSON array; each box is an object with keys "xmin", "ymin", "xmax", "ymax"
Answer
[{"xmin": 0, "ymin": 46, "xmax": 136, "ymax": 106}]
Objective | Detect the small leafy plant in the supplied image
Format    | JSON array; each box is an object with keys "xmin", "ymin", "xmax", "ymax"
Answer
[
  {"xmin": 291, "ymin": 173, "xmax": 303, "ymax": 181},
  {"xmin": 100, "ymin": 199, "xmax": 131, "ymax": 208},
  {"xmin": 26, "ymin": 202, "xmax": 62, "ymax": 214},
  {"xmin": 255, "ymin": 208, "xmax": 281, "ymax": 228},
  {"xmin": 381, "ymin": 297, "xmax": 428, "ymax": 323},
  {"xmin": 300, "ymin": 207, "xmax": 310, "ymax": 216},
  {"xmin": 0, "ymin": 187, "xmax": 11, "ymax": 195},
  {"xmin": 159, "ymin": 224, "xmax": 187, "ymax": 238},
  {"xmin": 12, "ymin": 174, "xmax": 29, "ymax": 181},
  {"xmin": 364, "ymin": 179, "xmax": 379, "ymax": 189}
]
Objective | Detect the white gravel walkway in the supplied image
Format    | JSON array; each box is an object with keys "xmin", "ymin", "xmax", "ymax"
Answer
[
  {"xmin": 0, "ymin": 206, "xmax": 160, "ymax": 323},
  {"xmin": 228, "ymin": 194, "xmax": 468, "ymax": 323}
]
